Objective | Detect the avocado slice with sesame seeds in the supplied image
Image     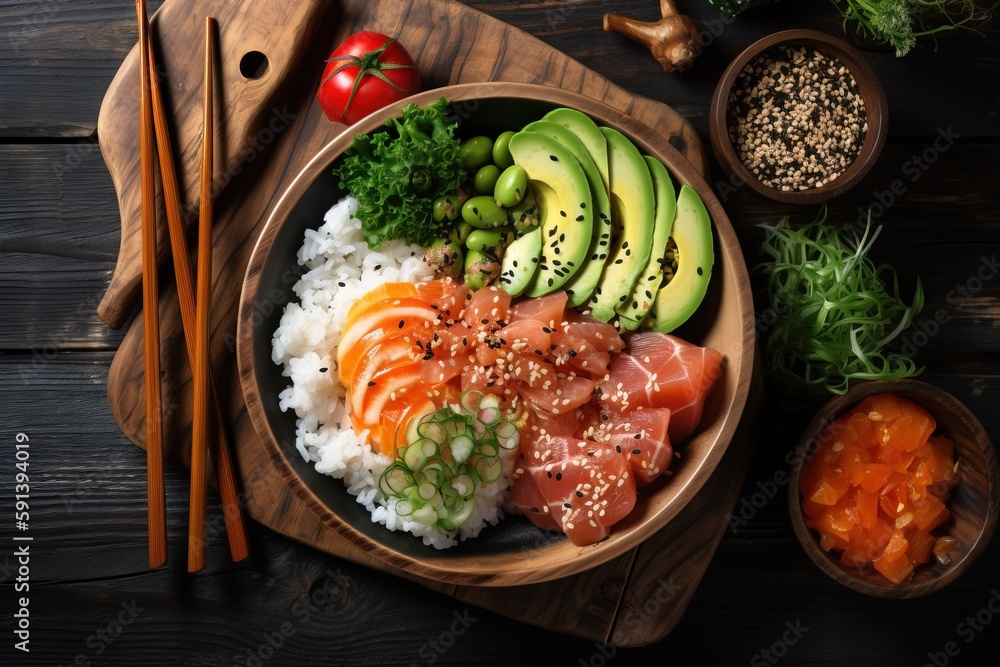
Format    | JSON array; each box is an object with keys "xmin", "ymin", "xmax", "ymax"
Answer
[
  {"xmin": 543, "ymin": 108, "xmax": 610, "ymax": 194},
  {"xmin": 520, "ymin": 120, "xmax": 613, "ymax": 306},
  {"xmin": 644, "ymin": 185, "xmax": 714, "ymax": 333},
  {"xmin": 508, "ymin": 132, "xmax": 593, "ymax": 297},
  {"xmin": 587, "ymin": 127, "xmax": 655, "ymax": 323},
  {"xmin": 498, "ymin": 226, "xmax": 542, "ymax": 297},
  {"xmin": 617, "ymin": 156, "xmax": 677, "ymax": 330}
]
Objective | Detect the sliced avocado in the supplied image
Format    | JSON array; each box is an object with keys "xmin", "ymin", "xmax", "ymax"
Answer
[
  {"xmin": 543, "ymin": 108, "xmax": 610, "ymax": 194},
  {"xmin": 587, "ymin": 127, "xmax": 655, "ymax": 323},
  {"xmin": 617, "ymin": 156, "xmax": 677, "ymax": 330},
  {"xmin": 519, "ymin": 120, "xmax": 612, "ymax": 306},
  {"xmin": 508, "ymin": 132, "xmax": 593, "ymax": 297},
  {"xmin": 498, "ymin": 226, "xmax": 542, "ymax": 297},
  {"xmin": 645, "ymin": 185, "xmax": 714, "ymax": 333}
]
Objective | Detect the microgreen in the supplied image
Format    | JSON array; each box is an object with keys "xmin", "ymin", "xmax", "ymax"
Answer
[{"xmin": 756, "ymin": 207, "xmax": 924, "ymax": 399}]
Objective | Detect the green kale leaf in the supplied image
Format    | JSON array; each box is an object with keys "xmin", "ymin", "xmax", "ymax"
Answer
[{"xmin": 336, "ymin": 97, "xmax": 465, "ymax": 249}]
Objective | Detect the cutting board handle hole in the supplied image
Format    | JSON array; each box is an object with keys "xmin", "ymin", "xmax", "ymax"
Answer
[{"xmin": 240, "ymin": 51, "xmax": 269, "ymax": 80}]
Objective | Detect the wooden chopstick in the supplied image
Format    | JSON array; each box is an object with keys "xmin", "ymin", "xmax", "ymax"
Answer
[
  {"xmin": 136, "ymin": 0, "xmax": 166, "ymax": 569},
  {"xmin": 188, "ymin": 16, "xmax": 217, "ymax": 573},
  {"xmin": 146, "ymin": 12, "xmax": 249, "ymax": 563}
]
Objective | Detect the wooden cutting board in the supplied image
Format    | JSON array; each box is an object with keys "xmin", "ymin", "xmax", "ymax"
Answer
[{"xmin": 102, "ymin": 0, "xmax": 749, "ymax": 644}]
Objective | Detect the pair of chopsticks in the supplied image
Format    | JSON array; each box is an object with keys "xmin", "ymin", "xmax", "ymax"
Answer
[{"xmin": 136, "ymin": 0, "xmax": 249, "ymax": 571}]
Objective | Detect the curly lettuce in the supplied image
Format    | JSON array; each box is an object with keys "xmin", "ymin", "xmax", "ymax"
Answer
[{"xmin": 335, "ymin": 97, "xmax": 465, "ymax": 248}]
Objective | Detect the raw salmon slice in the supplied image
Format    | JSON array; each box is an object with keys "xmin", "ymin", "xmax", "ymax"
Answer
[
  {"xmin": 511, "ymin": 435, "xmax": 637, "ymax": 546},
  {"xmin": 509, "ymin": 291, "xmax": 567, "ymax": 327},
  {"xmin": 463, "ymin": 285, "xmax": 511, "ymax": 332},
  {"xmin": 600, "ymin": 333, "xmax": 723, "ymax": 442}
]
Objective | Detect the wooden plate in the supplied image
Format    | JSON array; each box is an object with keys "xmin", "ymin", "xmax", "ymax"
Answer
[{"xmin": 237, "ymin": 82, "xmax": 755, "ymax": 587}]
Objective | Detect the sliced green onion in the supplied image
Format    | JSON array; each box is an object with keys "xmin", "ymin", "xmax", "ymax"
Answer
[
  {"xmin": 450, "ymin": 434, "xmax": 475, "ymax": 464},
  {"xmin": 412, "ymin": 503, "xmax": 438, "ymax": 526},
  {"xmin": 461, "ymin": 390, "xmax": 484, "ymax": 414},
  {"xmin": 475, "ymin": 456, "xmax": 502, "ymax": 484},
  {"xmin": 438, "ymin": 497, "xmax": 476, "ymax": 531},
  {"xmin": 477, "ymin": 407, "xmax": 499, "ymax": 425},
  {"xmin": 380, "ymin": 465, "xmax": 413, "ymax": 496},
  {"xmin": 417, "ymin": 482, "xmax": 437, "ymax": 501},
  {"xmin": 403, "ymin": 438, "xmax": 434, "ymax": 470},
  {"xmin": 443, "ymin": 418, "xmax": 467, "ymax": 439},
  {"xmin": 420, "ymin": 463, "xmax": 445, "ymax": 487},
  {"xmin": 376, "ymin": 392, "xmax": 521, "ymax": 536},
  {"xmin": 495, "ymin": 421, "xmax": 517, "ymax": 440},
  {"xmin": 480, "ymin": 393, "xmax": 501, "ymax": 410},
  {"xmin": 450, "ymin": 474, "xmax": 475, "ymax": 497},
  {"xmin": 418, "ymin": 420, "xmax": 447, "ymax": 443}
]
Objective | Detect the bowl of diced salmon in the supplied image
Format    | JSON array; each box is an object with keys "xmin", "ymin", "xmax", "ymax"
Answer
[{"xmin": 789, "ymin": 379, "xmax": 999, "ymax": 598}]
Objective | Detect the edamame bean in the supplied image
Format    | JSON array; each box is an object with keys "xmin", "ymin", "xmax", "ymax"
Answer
[
  {"xmin": 462, "ymin": 195, "xmax": 508, "ymax": 229},
  {"xmin": 425, "ymin": 238, "xmax": 464, "ymax": 279},
  {"xmin": 473, "ymin": 165, "xmax": 501, "ymax": 195},
  {"xmin": 494, "ymin": 165, "xmax": 528, "ymax": 207},
  {"xmin": 449, "ymin": 221, "xmax": 474, "ymax": 245},
  {"xmin": 508, "ymin": 190, "xmax": 540, "ymax": 232},
  {"xmin": 466, "ymin": 229, "xmax": 505, "ymax": 256},
  {"xmin": 464, "ymin": 249, "xmax": 501, "ymax": 291},
  {"xmin": 432, "ymin": 194, "xmax": 461, "ymax": 222},
  {"xmin": 492, "ymin": 131, "xmax": 516, "ymax": 170},
  {"xmin": 459, "ymin": 136, "xmax": 494, "ymax": 170}
]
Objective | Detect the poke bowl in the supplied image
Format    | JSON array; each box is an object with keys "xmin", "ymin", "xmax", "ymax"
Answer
[{"xmin": 237, "ymin": 82, "xmax": 754, "ymax": 586}]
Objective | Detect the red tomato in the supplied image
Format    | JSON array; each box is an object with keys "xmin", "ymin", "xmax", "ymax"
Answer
[{"xmin": 316, "ymin": 31, "xmax": 421, "ymax": 125}]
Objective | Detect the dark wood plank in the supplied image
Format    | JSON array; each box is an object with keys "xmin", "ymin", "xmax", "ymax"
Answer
[
  {"xmin": 3, "ymin": 0, "xmax": 999, "ymax": 139},
  {"xmin": 0, "ymin": 0, "xmax": 164, "ymax": 137},
  {"xmin": 0, "ymin": 145, "xmax": 124, "ymax": 349}
]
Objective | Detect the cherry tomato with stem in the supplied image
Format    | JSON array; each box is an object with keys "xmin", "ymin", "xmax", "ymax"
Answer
[{"xmin": 316, "ymin": 31, "xmax": 421, "ymax": 125}]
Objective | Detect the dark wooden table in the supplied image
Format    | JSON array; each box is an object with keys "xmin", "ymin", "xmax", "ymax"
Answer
[{"xmin": 2, "ymin": 1, "xmax": 999, "ymax": 664}]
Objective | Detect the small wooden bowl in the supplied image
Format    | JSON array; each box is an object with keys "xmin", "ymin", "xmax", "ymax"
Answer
[
  {"xmin": 237, "ymin": 82, "xmax": 755, "ymax": 587},
  {"xmin": 788, "ymin": 380, "xmax": 999, "ymax": 598},
  {"xmin": 709, "ymin": 29, "xmax": 889, "ymax": 205}
]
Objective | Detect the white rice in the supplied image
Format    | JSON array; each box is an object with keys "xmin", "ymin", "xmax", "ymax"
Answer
[{"xmin": 272, "ymin": 196, "xmax": 515, "ymax": 549}]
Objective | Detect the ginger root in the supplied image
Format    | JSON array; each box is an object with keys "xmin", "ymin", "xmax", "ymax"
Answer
[{"xmin": 603, "ymin": 0, "xmax": 701, "ymax": 73}]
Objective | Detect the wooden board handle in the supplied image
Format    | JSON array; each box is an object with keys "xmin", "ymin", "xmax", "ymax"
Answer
[{"xmin": 96, "ymin": 0, "xmax": 331, "ymax": 328}]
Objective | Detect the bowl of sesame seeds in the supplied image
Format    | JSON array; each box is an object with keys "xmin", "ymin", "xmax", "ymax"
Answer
[{"xmin": 710, "ymin": 29, "xmax": 888, "ymax": 205}]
